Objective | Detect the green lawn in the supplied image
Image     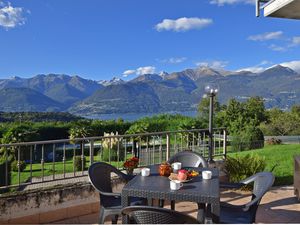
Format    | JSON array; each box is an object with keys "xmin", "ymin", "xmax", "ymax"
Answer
[
  {"xmin": 11, "ymin": 155, "xmax": 127, "ymax": 185},
  {"xmin": 228, "ymin": 144, "xmax": 300, "ymax": 186}
]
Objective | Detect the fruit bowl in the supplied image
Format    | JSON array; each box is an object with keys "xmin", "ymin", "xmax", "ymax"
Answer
[{"xmin": 168, "ymin": 173, "xmax": 193, "ymax": 183}]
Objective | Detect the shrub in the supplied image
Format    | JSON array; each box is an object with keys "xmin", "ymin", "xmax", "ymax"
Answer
[
  {"xmin": 266, "ymin": 138, "xmax": 282, "ymax": 145},
  {"xmin": 231, "ymin": 126, "xmax": 264, "ymax": 151},
  {"xmin": 225, "ymin": 154, "xmax": 266, "ymax": 186},
  {"xmin": 11, "ymin": 160, "xmax": 26, "ymax": 172},
  {"xmin": 73, "ymin": 156, "xmax": 86, "ymax": 171},
  {"xmin": 100, "ymin": 147, "xmax": 125, "ymax": 162}
]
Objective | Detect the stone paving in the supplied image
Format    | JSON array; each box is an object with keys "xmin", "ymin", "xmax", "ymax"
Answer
[{"xmin": 53, "ymin": 185, "xmax": 300, "ymax": 224}]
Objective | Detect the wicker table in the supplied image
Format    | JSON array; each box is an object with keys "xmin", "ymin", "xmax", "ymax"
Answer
[{"xmin": 121, "ymin": 165, "xmax": 220, "ymax": 223}]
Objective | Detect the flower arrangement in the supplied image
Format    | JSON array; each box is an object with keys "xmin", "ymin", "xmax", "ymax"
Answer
[{"xmin": 123, "ymin": 157, "xmax": 139, "ymax": 174}]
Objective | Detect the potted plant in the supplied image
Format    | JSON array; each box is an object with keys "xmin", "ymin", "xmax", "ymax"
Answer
[{"xmin": 123, "ymin": 157, "xmax": 139, "ymax": 175}]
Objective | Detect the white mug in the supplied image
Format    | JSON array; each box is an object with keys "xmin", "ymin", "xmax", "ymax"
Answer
[
  {"xmin": 170, "ymin": 180, "xmax": 183, "ymax": 190},
  {"xmin": 141, "ymin": 168, "xmax": 150, "ymax": 177},
  {"xmin": 202, "ymin": 170, "xmax": 212, "ymax": 180},
  {"xmin": 172, "ymin": 162, "xmax": 182, "ymax": 172}
]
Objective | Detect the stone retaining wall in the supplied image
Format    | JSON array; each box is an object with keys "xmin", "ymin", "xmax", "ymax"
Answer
[{"xmin": 0, "ymin": 178, "xmax": 125, "ymax": 224}]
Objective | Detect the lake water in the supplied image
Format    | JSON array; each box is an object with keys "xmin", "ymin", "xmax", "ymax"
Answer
[{"xmin": 85, "ymin": 111, "xmax": 197, "ymax": 121}]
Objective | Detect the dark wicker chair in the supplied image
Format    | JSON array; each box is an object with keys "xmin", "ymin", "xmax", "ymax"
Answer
[
  {"xmin": 121, "ymin": 206, "xmax": 200, "ymax": 224},
  {"xmin": 161, "ymin": 151, "xmax": 208, "ymax": 212},
  {"xmin": 88, "ymin": 162, "xmax": 146, "ymax": 224},
  {"xmin": 219, "ymin": 172, "xmax": 275, "ymax": 224},
  {"xmin": 168, "ymin": 150, "xmax": 208, "ymax": 168}
]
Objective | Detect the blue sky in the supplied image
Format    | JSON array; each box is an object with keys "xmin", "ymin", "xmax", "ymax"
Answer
[{"xmin": 0, "ymin": 0, "xmax": 299, "ymax": 80}]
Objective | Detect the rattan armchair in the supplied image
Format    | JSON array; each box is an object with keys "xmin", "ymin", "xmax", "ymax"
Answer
[
  {"xmin": 219, "ymin": 172, "xmax": 275, "ymax": 224},
  {"xmin": 161, "ymin": 151, "xmax": 208, "ymax": 212},
  {"xmin": 122, "ymin": 206, "xmax": 200, "ymax": 224},
  {"xmin": 88, "ymin": 162, "xmax": 146, "ymax": 224},
  {"xmin": 168, "ymin": 150, "xmax": 208, "ymax": 168}
]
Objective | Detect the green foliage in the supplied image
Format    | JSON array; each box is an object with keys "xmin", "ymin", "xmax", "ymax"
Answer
[
  {"xmin": 228, "ymin": 144, "xmax": 300, "ymax": 186},
  {"xmin": 11, "ymin": 160, "xmax": 26, "ymax": 172},
  {"xmin": 230, "ymin": 122, "xmax": 264, "ymax": 152},
  {"xmin": 197, "ymin": 97, "xmax": 221, "ymax": 126},
  {"xmin": 218, "ymin": 97, "xmax": 267, "ymax": 134},
  {"xmin": 261, "ymin": 108, "xmax": 300, "ymax": 135},
  {"xmin": 100, "ymin": 147, "xmax": 126, "ymax": 162},
  {"xmin": 225, "ymin": 154, "xmax": 266, "ymax": 183},
  {"xmin": 73, "ymin": 156, "xmax": 86, "ymax": 171}
]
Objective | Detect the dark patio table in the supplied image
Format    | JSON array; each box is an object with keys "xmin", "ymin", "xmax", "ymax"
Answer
[{"xmin": 121, "ymin": 164, "xmax": 220, "ymax": 223}]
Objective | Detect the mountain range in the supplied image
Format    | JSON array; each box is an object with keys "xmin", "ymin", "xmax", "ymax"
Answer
[{"xmin": 1, "ymin": 65, "xmax": 300, "ymax": 115}]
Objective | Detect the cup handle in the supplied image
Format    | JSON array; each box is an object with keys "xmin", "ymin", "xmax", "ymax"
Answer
[{"xmin": 180, "ymin": 183, "xmax": 183, "ymax": 188}]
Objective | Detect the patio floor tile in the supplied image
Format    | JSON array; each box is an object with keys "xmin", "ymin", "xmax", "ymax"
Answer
[{"xmin": 51, "ymin": 185, "xmax": 300, "ymax": 224}]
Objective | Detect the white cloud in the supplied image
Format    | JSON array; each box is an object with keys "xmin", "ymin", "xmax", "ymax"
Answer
[
  {"xmin": 122, "ymin": 66, "xmax": 156, "ymax": 77},
  {"xmin": 248, "ymin": 31, "xmax": 283, "ymax": 41},
  {"xmin": 136, "ymin": 66, "xmax": 156, "ymax": 75},
  {"xmin": 0, "ymin": 1, "xmax": 27, "ymax": 29},
  {"xmin": 122, "ymin": 70, "xmax": 136, "ymax": 77},
  {"xmin": 236, "ymin": 66, "xmax": 265, "ymax": 73},
  {"xmin": 210, "ymin": 0, "xmax": 255, "ymax": 6},
  {"xmin": 280, "ymin": 61, "xmax": 300, "ymax": 73},
  {"xmin": 236, "ymin": 60, "xmax": 273, "ymax": 73},
  {"xmin": 269, "ymin": 44, "xmax": 286, "ymax": 52},
  {"xmin": 161, "ymin": 57, "xmax": 187, "ymax": 64},
  {"xmin": 155, "ymin": 17, "xmax": 213, "ymax": 32},
  {"xmin": 196, "ymin": 60, "xmax": 229, "ymax": 69},
  {"xmin": 289, "ymin": 36, "xmax": 300, "ymax": 47},
  {"xmin": 237, "ymin": 60, "xmax": 300, "ymax": 73},
  {"xmin": 259, "ymin": 60, "xmax": 273, "ymax": 66}
]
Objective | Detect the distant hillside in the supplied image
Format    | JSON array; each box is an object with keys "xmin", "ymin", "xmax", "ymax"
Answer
[
  {"xmin": 0, "ymin": 74, "xmax": 102, "ymax": 106},
  {"xmin": 0, "ymin": 112, "xmax": 83, "ymax": 122},
  {"xmin": 69, "ymin": 82, "xmax": 160, "ymax": 115},
  {"xmin": 0, "ymin": 88, "xmax": 63, "ymax": 112},
  {"xmin": 70, "ymin": 65, "xmax": 300, "ymax": 115},
  {"xmin": 0, "ymin": 65, "xmax": 299, "ymax": 115}
]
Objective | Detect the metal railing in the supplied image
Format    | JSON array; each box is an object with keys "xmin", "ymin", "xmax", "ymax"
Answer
[{"xmin": 0, "ymin": 128, "xmax": 227, "ymax": 191}]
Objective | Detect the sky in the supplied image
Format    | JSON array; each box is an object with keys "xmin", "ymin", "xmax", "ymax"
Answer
[{"xmin": 0, "ymin": 0, "xmax": 299, "ymax": 80}]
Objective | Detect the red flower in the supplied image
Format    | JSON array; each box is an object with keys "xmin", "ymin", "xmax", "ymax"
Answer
[{"xmin": 123, "ymin": 157, "xmax": 139, "ymax": 169}]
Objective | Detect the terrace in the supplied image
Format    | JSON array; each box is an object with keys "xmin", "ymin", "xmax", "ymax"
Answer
[
  {"xmin": 1, "ymin": 1, "xmax": 300, "ymax": 223},
  {"xmin": 0, "ymin": 127, "xmax": 300, "ymax": 224}
]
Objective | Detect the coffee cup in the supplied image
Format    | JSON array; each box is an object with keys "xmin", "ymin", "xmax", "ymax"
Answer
[
  {"xmin": 141, "ymin": 168, "xmax": 150, "ymax": 177},
  {"xmin": 170, "ymin": 180, "xmax": 183, "ymax": 190},
  {"xmin": 172, "ymin": 162, "xmax": 182, "ymax": 173},
  {"xmin": 202, "ymin": 170, "xmax": 212, "ymax": 180}
]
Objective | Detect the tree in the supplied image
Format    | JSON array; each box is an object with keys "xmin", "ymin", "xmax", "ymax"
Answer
[
  {"xmin": 244, "ymin": 96, "xmax": 267, "ymax": 126},
  {"xmin": 291, "ymin": 105, "xmax": 300, "ymax": 118},
  {"xmin": 0, "ymin": 124, "xmax": 39, "ymax": 160},
  {"xmin": 69, "ymin": 121, "xmax": 92, "ymax": 157},
  {"xmin": 126, "ymin": 122, "xmax": 150, "ymax": 158},
  {"xmin": 197, "ymin": 96, "xmax": 221, "ymax": 127},
  {"xmin": 262, "ymin": 109, "xmax": 299, "ymax": 135}
]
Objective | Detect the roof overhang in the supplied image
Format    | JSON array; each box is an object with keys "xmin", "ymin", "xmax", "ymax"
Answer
[{"xmin": 262, "ymin": 0, "xmax": 300, "ymax": 19}]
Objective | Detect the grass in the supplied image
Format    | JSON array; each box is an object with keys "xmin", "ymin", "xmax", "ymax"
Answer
[
  {"xmin": 228, "ymin": 144, "xmax": 300, "ymax": 186},
  {"xmin": 11, "ymin": 155, "xmax": 127, "ymax": 185}
]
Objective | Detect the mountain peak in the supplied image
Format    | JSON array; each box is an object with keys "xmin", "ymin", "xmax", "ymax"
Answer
[
  {"xmin": 261, "ymin": 64, "xmax": 297, "ymax": 76},
  {"xmin": 131, "ymin": 74, "xmax": 162, "ymax": 83},
  {"xmin": 99, "ymin": 77, "xmax": 125, "ymax": 86}
]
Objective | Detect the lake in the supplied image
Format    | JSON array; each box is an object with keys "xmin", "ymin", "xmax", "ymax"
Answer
[{"xmin": 85, "ymin": 111, "xmax": 198, "ymax": 121}]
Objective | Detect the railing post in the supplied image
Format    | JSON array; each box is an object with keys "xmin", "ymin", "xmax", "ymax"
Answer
[
  {"xmin": 223, "ymin": 129, "xmax": 227, "ymax": 159},
  {"xmin": 89, "ymin": 140, "xmax": 94, "ymax": 166},
  {"xmin": 166, "ymin": 133, "xmax": 170, "ymax": 161}
]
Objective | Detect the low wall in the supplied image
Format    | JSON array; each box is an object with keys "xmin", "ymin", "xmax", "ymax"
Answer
[{"xmin": 0, "ymin": 178, "xmax": 125, "ymax": 224}]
